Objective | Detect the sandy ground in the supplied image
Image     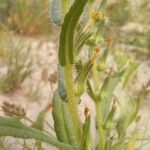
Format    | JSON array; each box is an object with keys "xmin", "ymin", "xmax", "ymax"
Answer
[{"xmin": 0, "ymin": 34, "xmax": 149, "ymax": 150}]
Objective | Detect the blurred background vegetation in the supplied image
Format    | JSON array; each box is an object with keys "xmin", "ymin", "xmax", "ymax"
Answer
[
  {"xmin": 0, "ymin": 0, "xmax": 149, "ymax": 52},
  {"xmin": 0, "ymin": 0, "xmax": 52, "ymax": 36}
]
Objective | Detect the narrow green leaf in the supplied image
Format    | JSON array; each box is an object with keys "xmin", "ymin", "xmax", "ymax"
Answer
[
  {"xmin": 50, "ymin": 0, "xmax": 62, "ymax": 25},
  {"xmin": 81, "ymin": 116, "xmax": 92, "ymax": 150},
  {"xmin": 114, "ymin": 98, "xmax": 141, "ymax": 150},
  {"xmin": 122, "ymin": 60, "xmax": 139, "ymax": 88},
  {"xmin": 52, "ymin": 90, "xmax": 79, "ymax": 149},
  {"xmin": 57, "ymin": 65, "xmax": 67, "ymax": 101},
  {"xmin": 35, "ymin": 110, "xmax": 46, "ymax": 150},
  {"xmin": 52, "ymin": 91, "xmax": 69, "ymax": 144},
  {"xmin": 99, "ymin": 70, "xmax": 124, "ymax": 120},
  {"xmin": 113, "ymin": 49, "xmax": 128, "ymax": 71},
  {"xmin": 92, "ymin": 18, "xmax": 105, "ymax": 45},
  {"xmin": 62, "ymin": 101, "xmax": 79, "ymax": 149},
  {"xmin": 97, "ymin": 47, "xmax": 110, "ymax": 71},
  {"xmin": 117, "ymin": 98, "xmax": 141, "ymax": 135},
  {"xmin": 74, "ymin": 55, "xmax": 96, "ymax": 97},
  {"xmin": 0, "ymin": 116, "xmax": 74, "ymax": 150},
  {"xmin": 87, "ymin": 80, "xmax": 96, "ymax": 101},
  {"xmin": 74, "ymin": 28, "xmax": 92, "ymax": 57},
  {"xmin": 59, "ymin": 0, "xmax": 88, "ymax": 66},
  {"xmin": 105, "ymin": 104, "xmax": 116, "ymax": 129}
]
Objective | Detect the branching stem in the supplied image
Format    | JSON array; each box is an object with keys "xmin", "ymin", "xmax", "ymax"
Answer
[{"xmin": 95, "ymin": 101, "xmax": 106, "ymax": 150}]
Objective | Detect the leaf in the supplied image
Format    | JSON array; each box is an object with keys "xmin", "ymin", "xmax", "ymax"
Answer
[
  {"xmin": 113, "ymin": 49, "xmax": 128, "ymax": 71},
  {"xmin": 81, "ymin": 116, "xmax": 92, "ymax": 150},
  {"xmin": 99, "ymin": 70, "xmax": 124, "ymax": 120},
  {"xmin": 62, "ymin": 100, "xmax": 79, "ymax": 148},
  {"xmin": 74, "ymin": 52, "xmax": 98, "ymax": 97},
  {"xmin": 52, "ymin": 90, "xmax": 79, "ymax": 148},
  {"xmin": 50, "ymin": 0, "xmax": 71, "ymax": 25},
  {"xmin": 59, "ymin": 0, "xmax": 88, "ymax": 66},
  {"xmin": 0, "ymin": 116, "xmax": 74, "ymax": 150},
  {"xmin": 97, "ymin": 47, "xmax": 110, "ymax": 71},
  {"xmin": 112, "ymin": 141, "xmax": 126, "ymax": 150},
  {"xmin": 105, "ymin": 104, "xmax": 116, "ymax": 129},
  {"xmin": 52, "ymin": 91, "xmax": 69, "ymax": 144},
  {"xmin": 87, "ymin": 80, "xmax": 96, "ymax": 101},
  {"xmin": 114, "ymin": 98, "xmax": 141, "ymax": 150},
  {"xmin": 91, "ymin": 18, "xmax": 105, "ymax": 45},
  {"xmin": 50, "ymin": 0, "xmax": 62, "ymax": 25},
  {"xmin": 74, "ymin": 28, "xmax": 92, "ymax": 57},
  {"xmin": 57, "ymin": 65, "xmax": 67, "ymax": 101},
  {"xmin": 117, "ymin": 98, "xmax": 141, "ymax": 137},
  {"xmin": 112, "ymin": 99, "xmax": 140, "ymax": 149},
  {"xmin": 122, "ymin": 60, "xmax": 139, "ymax": 88},
  {"xmin": 35, "ymin": 110, "xmax": 46, "ymax": 149}
]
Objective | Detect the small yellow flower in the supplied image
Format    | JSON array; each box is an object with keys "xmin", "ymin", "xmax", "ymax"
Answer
[{"xmin": 91, "ymin": 11, "xmax": 103, "ymax": 22}]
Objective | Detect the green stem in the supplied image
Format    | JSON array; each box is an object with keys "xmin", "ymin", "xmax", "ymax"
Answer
[
  {"xmin": 93, "ymin": 64, "xmax": 99, "ymax": 91},
  {"xmin": 64, "ymin": 64, "xmax": 82, "ymax": 142},
  {"xmin": 90, "ymin": 46, "xmax": 99, "ymax": 92},
  {"xmin": 95, "ymin": 101, "xmax": 106, "ymax": 150}
]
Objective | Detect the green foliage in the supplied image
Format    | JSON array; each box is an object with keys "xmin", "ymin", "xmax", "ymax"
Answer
[
  {"xmin": 99, "ymin": 71, "xmax": 124, "ymax": 120},
  {"xmin": 35, "ymin": 109, "xmax": 48, "ymax": 149},
  {"xmin": 74, "ymin": 27, "xmax": 92, "ymax": 57},
  {"xmin": 114, "ymin": 98, "xmax": 141, "ymax": 150},
  {"xmin": 58, "ymin": 0, "xmax": 87, "ymax": 66},
  {"xmin": 117, "ymin": 98, "xmax": 141, "ymax": 138},
  {"xmin": 122, "ymin": 60, "xmax": 139, "ymax": 88},
  {"xmin": 52, "ymin": 91, "xmax": 71, "ymax": 144},
  {"xmin": 0, "ymin": 116, "xmax": 74, "ymax": 150},
  {"xmin": 113, "ymin": 49, "xmax": 128, "ymax": 71},
  {"xmin": 81, "ymin": 117, "xmax": 92, "ymax": 150},
  {"xmin": 74, "ymin": 52, "xmax": 98, "ymax": 97},
  {"xmin": 113, "ymin": 49, "xmax": 139, "ymax": 88},
  {"xmin": 35, "ymin": 111, "xmax": 46, "ymax": 131}
]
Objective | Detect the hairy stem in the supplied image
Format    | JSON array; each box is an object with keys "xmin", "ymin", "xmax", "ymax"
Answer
[
  {"xmin": 95, "ymin": 101, "xmax": 106, "ymax": 150},
  {"xmin": 93, "ymin": 64, "xmax": 99, "ymax": 91},
  {"xmin": 64, "ymin": 64, "xmax": 82, "ymax": 142}
]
